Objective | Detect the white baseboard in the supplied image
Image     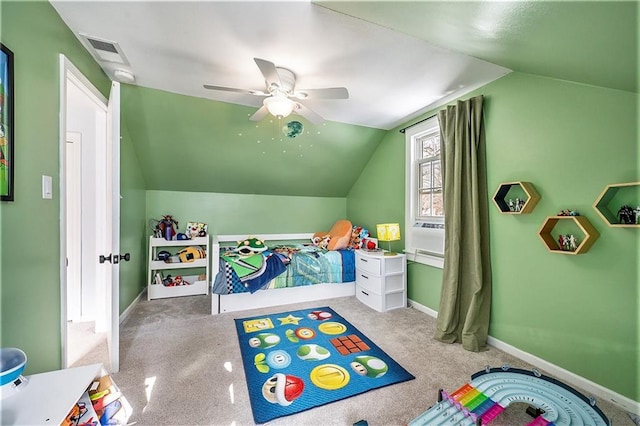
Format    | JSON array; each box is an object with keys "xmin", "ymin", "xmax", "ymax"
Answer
[
  {"xmin": 407, "ymin": 298, "xmax": 640, "ymax": 416},
  {"xmin": 119, "ymin": 288, "xmax": 146, "ymax": 324},
  {"xmin": 408, "ymin": 299, "xmax": 438, "ymax": 318}
]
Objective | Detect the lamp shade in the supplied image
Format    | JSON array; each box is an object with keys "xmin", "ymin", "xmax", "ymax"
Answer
[
  {"xmin": 376, "ymin": 223, "xmax": 401, "ymax": 242},
  {"xmin": 264, "ymin": 95, "xmax": 295, "ymax": 118}
]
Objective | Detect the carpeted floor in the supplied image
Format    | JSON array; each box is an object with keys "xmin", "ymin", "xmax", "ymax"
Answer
[{"xmin": 112, "ymin": 294, "xmax": 635, "ymax": 425}]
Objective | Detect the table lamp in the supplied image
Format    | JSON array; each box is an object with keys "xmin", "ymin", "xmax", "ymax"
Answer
[{"xmin": 376, "ymin": 223, "xmax": 400, "ymax": 256}]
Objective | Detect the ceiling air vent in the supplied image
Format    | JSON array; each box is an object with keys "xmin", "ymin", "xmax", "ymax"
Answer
[{"xmin": 79, "ymin": 33, "xmax": 129, "ymax": 65}]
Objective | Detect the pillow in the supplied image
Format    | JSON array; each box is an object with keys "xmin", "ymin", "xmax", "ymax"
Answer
[{"xmin": 326, "ymin": 219, "xmax": 352, "ymax": 250}]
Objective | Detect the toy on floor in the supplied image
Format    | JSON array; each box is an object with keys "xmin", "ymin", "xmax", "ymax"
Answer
[{"xmin": 409, "ymin": 365, "xmax": 611, "ymax": 426}]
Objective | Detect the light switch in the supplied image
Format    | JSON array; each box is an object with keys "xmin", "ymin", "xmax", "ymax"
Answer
[{"xmin": 42, "ymin": 175, "xmax": 53, "ymax": 199}]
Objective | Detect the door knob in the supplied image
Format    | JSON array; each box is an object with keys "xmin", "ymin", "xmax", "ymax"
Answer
[{"xmin": 99, "ymin": 253, "xmax": 130, "ymax": 264}]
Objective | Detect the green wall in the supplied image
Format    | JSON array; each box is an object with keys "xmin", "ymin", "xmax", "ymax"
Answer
[
  {"xmin": 146, "ymin": 190, "xmax": 346, "ymax": 238},
  {"xmin": 348, "ymin": 72, "xmax": 638, "ymax": 400},
  {"xmin": 0, "ymin": 1, "xmax": 110, "ymax": 373},
  {"xmin": 122, "ymin": 85, "xmax": 386, "ymax": 198},
  {"xmin": 0, "ymin": 1, "xmax": 147, "ymax": 373},
  {"xmin": 119, "ymin": 123, "xmax": 147, "ymax": 313}
]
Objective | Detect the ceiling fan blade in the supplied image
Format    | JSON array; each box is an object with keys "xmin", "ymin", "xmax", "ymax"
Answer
[
  {"xmin": 254, "ymin": 58, "xmax": 281, "ymax": 89},
  {"xmin": 294, "ymin": 103, "xmax": 324, "ymax": 125},
  {"xmin": 203, "ymin": 85, "xmax": 267, "ymax": 96},
  {"xmin": 293, "ymin": 87, "xmax": 349, "ymax": 100},
  {"xmin": 249, "ymin": 105, "xmax": 269, "ymax": 122}
]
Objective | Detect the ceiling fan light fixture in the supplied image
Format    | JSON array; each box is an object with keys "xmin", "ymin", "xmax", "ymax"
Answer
[{"xmin": 264, "ymin": 95, "xmax": 295, "ymax": 119}]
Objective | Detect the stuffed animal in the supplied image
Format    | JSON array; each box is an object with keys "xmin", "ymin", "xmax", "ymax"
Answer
[
  {"xmin": 312, "ymin": 233, "xmax": 331, "ymax": 250},
  {"xmin": 235, "ymin": 237, "xmax": 268, "ymax": 256},
  {"xmin": 312, "ymin": 220, "xmax": 352, "ymax": 251},
  {"xmin": 349, "ymin": 226, "xmax": 369, "ymax": 249}
]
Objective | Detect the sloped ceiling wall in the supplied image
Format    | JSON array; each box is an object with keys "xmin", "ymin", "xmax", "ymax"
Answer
[{"xmin": 122, "ymin": 85, "xmax": 388, "ymax": 197}]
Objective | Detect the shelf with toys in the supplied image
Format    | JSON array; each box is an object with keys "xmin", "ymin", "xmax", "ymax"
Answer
[
  {"xmin": 537, "ymin": 212, "xmax": 600, "ymax": 255},
  {"xmin": 492, "ymin": 181, "xmax": 541, "ymax": 214},
  {"xmin": 147, "ymin": 217, "xmax": 210, "ymax": 300},
  {"xmin": 592, "ymin": 181, "xmax": 640, "ymax": 228}
]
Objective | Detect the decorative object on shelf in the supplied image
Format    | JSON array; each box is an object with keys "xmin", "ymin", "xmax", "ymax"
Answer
[
  {"xmin": 186, "ymin": 221, "xmax": 208, "ymax": 239},
  {"xmin": 557, "ymin": 209, "xmax": 579, "ymax": 216},
  {"xmin": 507, "ymin": 198, "xmax": 525, "ymax": 212},
  {"xmin": 283, "ymin": 120, "xmax": 304, "ymax": 138},
  {"xmin": 376, "ymin": 223, "xmax": 401, "ymax": 256},
  {"xmin": 617, "ymin": 205, "xmax": 636, "ymax": 224},
  {"xmin": 557, "ymin": 234, "xmax": 579, "ymax": 252},
  {"xmin": 177, "ymin": 245, "xmax": 206, "ymax": 262},
  {"xmin": 149, "ymin": 215, "xmax": 179, "ymax": 240},
  {"xmin": 0, "ymin": 43, "xmax": 14, "ymax": 202},
  {"xmin": 592, "ymin": 181, "xmax": 640, "ymax": 227},
  {"xmin": 538, "ymin": 216, "xmax": 599, "ymax": 255},
  {"xmin": 492, "ymin": 182, "xmax": 540, "ymax": 214}
]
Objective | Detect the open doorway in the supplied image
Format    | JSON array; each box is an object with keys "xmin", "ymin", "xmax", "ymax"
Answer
[{"xmin": 60, "ymin": 55, "xmax": 120, "ymax": 372}]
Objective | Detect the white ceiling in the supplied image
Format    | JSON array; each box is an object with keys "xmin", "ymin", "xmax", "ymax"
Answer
[{"xmin": 49, "ymin": 1, "xmax": 510, "ymax": 130}]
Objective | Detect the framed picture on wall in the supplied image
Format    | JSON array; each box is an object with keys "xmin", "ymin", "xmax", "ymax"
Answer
[{"xmin": 1, "ymin": 43, "xmax": 14, "ymax": 202}]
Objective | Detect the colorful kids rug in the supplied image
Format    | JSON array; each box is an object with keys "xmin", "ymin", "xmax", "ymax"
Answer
[{"xmin": 235, "ymin": 306, "xmax": 415, "ymax": 424}]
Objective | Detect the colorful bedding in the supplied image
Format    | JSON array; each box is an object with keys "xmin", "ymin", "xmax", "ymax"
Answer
[{"xmin": 212, "ymin": 244, "xmax": 355, "ymax": 295}]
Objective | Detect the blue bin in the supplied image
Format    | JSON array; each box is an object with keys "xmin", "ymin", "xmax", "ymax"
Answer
[{"xmin": 0, "ymin": 348, "xmax": 27, "ymax": 386}]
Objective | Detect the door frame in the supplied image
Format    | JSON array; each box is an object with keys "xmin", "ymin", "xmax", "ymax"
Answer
[
  {"xmin": 65, "ymin": 131, "xmax": 83, "ymax": 323},
  {"xmin": 59, "ymin": 55, "xmax": 115, "ymax": 369}
]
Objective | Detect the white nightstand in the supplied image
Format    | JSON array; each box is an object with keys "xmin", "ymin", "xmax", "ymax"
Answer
[{"xmin": 355, "ymin": 250, "xmax": 407, "ymax": 312}]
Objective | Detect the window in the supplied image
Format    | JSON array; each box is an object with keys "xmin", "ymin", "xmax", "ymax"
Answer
[
  {"xmin": 405, "ymin": 116, "xmax": 445, "ymax": 268},
  {"xmin": 416, "ymin": 130, "xmax": 443, "ymax": 219}
]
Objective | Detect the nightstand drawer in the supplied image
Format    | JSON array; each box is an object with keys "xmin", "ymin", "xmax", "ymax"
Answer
[
  {"xmin": 356, "ymin": 272, "xmax": 383, "ymax": 294},
  {"xmin": 356, "ymin": 252, "xmax": 382, "ymax": 275},
  {"xmin": 356, "ymin": 285, "xmax": 383, "ymax": 312}
]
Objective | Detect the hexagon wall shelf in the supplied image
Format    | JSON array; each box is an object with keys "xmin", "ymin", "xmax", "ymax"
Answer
[
  {"xmin": 538, "ymin": 216, "xmax": 600, "ymax": 255},
  {"xmin": 592, "ymin": 181, "xmax": 640, "ymax": 228},
  {"xmin": 492, "ymin": 181, "xmax": 541, "ymax": 214}
]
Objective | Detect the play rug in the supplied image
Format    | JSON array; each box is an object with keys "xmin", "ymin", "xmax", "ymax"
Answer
[{"xmin": 234, "ymin": 306, "xmax": 415, "ymax": 423}]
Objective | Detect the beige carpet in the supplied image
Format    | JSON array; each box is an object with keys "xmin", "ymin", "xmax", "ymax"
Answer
[{"xmin": 113, "ymin": 294, "xmax": 634, "ymax": 425}]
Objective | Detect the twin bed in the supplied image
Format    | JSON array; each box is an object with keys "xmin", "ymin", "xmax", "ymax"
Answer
[{"xmin": 210, "ymin": 233, "xmax": 357, "ymax": 314}]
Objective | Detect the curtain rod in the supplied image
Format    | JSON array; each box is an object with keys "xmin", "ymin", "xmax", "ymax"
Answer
[{"xmin": 398, "ymin": 113, "xmax": 437, "ymax": 133}]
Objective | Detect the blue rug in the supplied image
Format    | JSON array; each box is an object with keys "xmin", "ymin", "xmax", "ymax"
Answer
[{"xmin": 235, "ymin": 306, "xmax": 415, "ymax": 423}]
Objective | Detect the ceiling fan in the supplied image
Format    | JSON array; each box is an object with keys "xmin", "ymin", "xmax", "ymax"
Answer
[{"xmin": 203, "ymin": 58, "xmax": 349, "ymax": 124}]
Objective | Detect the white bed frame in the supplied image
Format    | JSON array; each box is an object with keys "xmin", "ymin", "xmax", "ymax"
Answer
[{"xmin": 210, "ymin": 233, "xmax": 356, "ymax": 315}]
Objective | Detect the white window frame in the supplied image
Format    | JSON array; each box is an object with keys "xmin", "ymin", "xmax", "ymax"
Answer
[{"xmin": 404, "ymin": 116, "xmax": 445, "ymax": 268}]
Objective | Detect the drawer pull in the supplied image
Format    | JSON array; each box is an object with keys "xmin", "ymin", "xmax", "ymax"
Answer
[
  {"xmin": 360, "ymin": 274, "xmax": 369, "ymax": 279},
  {"xmin": 361, "ymin": 290, "xmax": 369, "ymax": 296},
  {"xmin": 360, "ymin": 259, "xmax": 368, "ymax": 262}
]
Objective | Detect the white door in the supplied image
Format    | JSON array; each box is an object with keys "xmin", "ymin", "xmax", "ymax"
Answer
[
  {"xmin": 106, "ymin": 81, "xmax": 121, "ymax": 373},
  {"xmin": 60, "ymin": 55, "xmax": 121, "ymax": 372}
]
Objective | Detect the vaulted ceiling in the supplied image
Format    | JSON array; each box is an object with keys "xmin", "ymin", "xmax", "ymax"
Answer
[{"xmin": 51, "ymin": 1, "xmax": 637, "ymax": 197}]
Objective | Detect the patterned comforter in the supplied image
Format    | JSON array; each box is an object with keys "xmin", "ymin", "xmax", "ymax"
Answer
[{"xmin": 212, "ymin": 245, "xmax": 355, "ymax": 294}]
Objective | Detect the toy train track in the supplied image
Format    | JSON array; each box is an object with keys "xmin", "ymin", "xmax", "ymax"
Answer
[{"xmin": 409, "ymin": 366, "xmax": 610, "ymax": 426}]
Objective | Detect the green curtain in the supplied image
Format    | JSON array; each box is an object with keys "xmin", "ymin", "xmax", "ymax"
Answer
[{"xmin": 435, "ymin": 95, "xmax": 492, "ymax": 352}]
